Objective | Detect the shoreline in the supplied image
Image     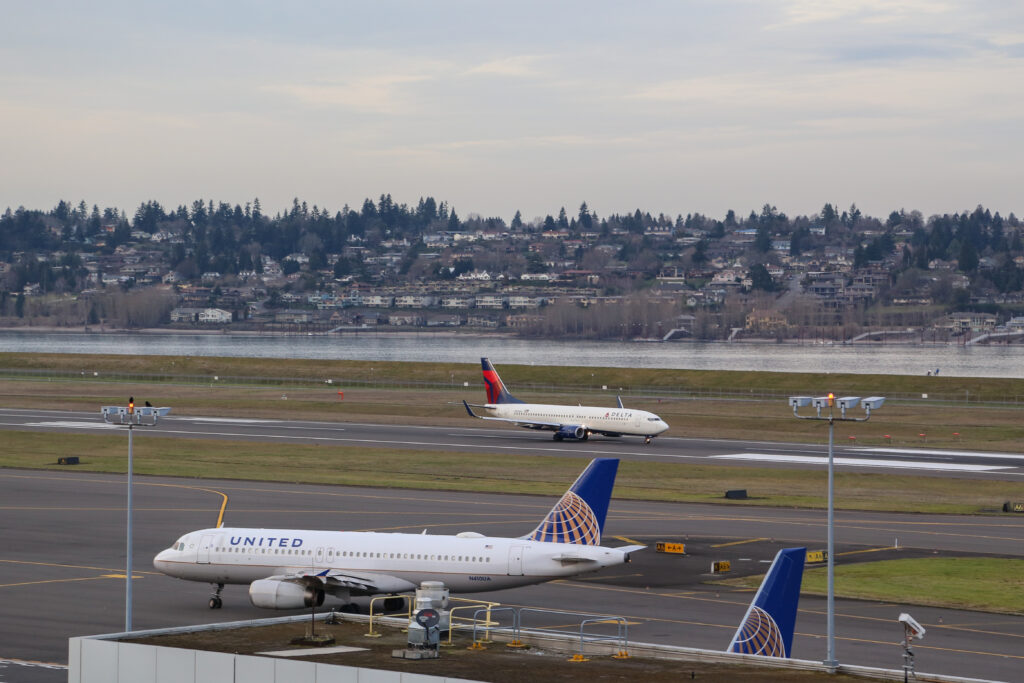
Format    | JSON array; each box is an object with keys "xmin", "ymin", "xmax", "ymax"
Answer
[{"xmin": 0, "ymin": 325, "xmax": 1007, "ymax": 347}]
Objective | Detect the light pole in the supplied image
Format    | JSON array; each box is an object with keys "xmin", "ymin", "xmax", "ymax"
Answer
[
  {"xmin": 102, "ymin": 399, "xmax": 170, "ymax": 632},
  {"xmin": 788, "ymin": 393, "xmax": 885, "ymax": 670}
]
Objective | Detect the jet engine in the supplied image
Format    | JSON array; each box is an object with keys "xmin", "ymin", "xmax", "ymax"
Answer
[
  {"xmin": 249, "ymin": 579, "xmax": 325, "ymax": 609},
  {"xmin": 554, "ymin": 425, "xmax": 588, "ymax": 441}
]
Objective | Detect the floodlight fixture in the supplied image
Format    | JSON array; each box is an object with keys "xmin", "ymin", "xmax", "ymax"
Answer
[
  {"xmin": 100, "ymin": 399, "xmax": 171, "ymax": 633},
  {"xmin": 861, "ymin": 396, "xmax": 886, "ymax": 413},
  {"xmin": 786, "ymin": 391, "xmax": 885, "ymax": 669}
]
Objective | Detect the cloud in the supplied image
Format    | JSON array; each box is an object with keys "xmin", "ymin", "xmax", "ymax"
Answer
[
  {"xmin": 771, "ymin": 0, "xmax": 954, "ymax": 28},
  {"xmin": 465, "ymin": 55, "xmax": 547, "ymax": 78}
]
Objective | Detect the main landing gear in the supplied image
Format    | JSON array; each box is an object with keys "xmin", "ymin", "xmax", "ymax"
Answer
[{"xmin": 209, "ymin": 583, "xmax": 224, "ymax": 609}]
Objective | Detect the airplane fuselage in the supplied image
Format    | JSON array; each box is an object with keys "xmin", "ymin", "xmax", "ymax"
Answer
[
  {"xmin": 154, "ymin": 526, "xmax": 634, "ymax": 595},
  {"xmin": 484, "ymin": 402, "xmax": 668, "ymax": 438}
]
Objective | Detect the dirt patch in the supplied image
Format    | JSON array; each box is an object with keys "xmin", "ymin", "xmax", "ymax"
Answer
[{"xmin": 128, "ymin": 618, "xmax": 861, "ymax": 682}]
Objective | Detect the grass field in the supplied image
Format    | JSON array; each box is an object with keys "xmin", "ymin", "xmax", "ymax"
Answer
[
  {"xmin": 3, "ymin": 431, "xmax": 1019, "ymax": 514},
  {"xmin": 0, "ymin": 352, "xmax": 1021, "ymax": 514},
  {"xmin": 723, "ymin": 558, "xmax": 1024, "ymax": 614}
]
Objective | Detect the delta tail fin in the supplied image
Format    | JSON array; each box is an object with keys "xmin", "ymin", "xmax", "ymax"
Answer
[
  {"xmin": 727, "ymin": 547, "xmax": 805, "ymax": 658},
  {"xmin": 522, "ymin": 458, "xmax": 618, "ymax": 545},
  {"xmin": 481, "ymin": 357, "xmax": 524, "ymax": 404}
]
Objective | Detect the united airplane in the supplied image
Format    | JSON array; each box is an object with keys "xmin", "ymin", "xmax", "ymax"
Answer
[
  {"xmin": 153, "ymin": 458, "xmax": 643, "ymax": 611},
  {"xmin": 463, "ymin": 358, "xmax": 669, "ymax": 443},
  {"xmin": 727, "ymin": 547, "xmax": 806, "ymax": 658}
]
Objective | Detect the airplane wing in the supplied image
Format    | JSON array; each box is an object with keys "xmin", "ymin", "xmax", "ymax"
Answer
[
  {"xmin": 269, "ymin": 569, "xmax": 417, "ymax": 596},
  {"xmin": 462, "ymin": 400, "xmax": 561, "ymax": 430}
]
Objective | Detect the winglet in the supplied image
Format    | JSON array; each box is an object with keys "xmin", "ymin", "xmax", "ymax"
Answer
[
  {"xmin": 523, "ymin": 459, "xmax": 619, "ymax": 545},
  {"xmin": 727, "ymin": 547, "xmax": 806, "ymax": 658}
]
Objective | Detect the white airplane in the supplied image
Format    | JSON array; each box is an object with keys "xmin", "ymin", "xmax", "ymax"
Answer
[
  {"xmin": 463, "ymin": 358, "xmax": 669, "ymax": 443},
  {"xmin": 154, "ymin": 458, "xmax": 643, "ymax": 611}
]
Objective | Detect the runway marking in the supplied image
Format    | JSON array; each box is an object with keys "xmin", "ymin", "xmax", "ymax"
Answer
[
  {"xmin": 0, "ymin": 657, "xmax": 67, "ymax": 670},
  {"xmin": 835, "ymin": 545, "xmax": 898, "ymax": 557},
  {"xmin": 183, "ymin": 417, "xmax": 283, "ymax": 424},
  {"xmin": 610, "ymin": 535, "xmax": 644, "ymax": 545},
  {"xmin": 711, "ymin": 538, "xmax": 768, "ymax": 548},
  {"xmin": 0, "ymin": 574, "xmax": 138, "ymax": 588},
  {"xmin": 711, "ymin": 453, "xmax": 1012, "ymax": 472},
  {"xmin": 23, "ymin": 420, "xmax": 119, "ymax": 429},
  {"xmin": 0, "ymin": 559, "xmax": 161, "ymax": 575},
  {"xmin": 855, "ymin": 447, "xmax": 1024, "ymax": 461}
]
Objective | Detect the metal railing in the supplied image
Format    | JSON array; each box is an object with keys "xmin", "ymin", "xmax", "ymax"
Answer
[{"xmin": 468, "ymin": 607, "xmax": 630, "ymax": 660}]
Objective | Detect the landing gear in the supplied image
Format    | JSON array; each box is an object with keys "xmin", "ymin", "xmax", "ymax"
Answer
[
  {"xmin": 553, "ymin": 433, "xmax": 563, "ymax": 441},
  {"xmin": 644, "ymin": 437, "xmax": 652, "ymax": 445},
  {"xmin": 209, "ymin": 583, "xmax": 224, "ymax": 609},
  {"xmin": 581, "ymin": 432, "xmax": 589, "ymax": 441}
]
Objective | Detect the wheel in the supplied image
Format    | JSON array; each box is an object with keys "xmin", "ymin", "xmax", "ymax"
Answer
[
  {"xmin": 644, "ymin": 437, "xmax": 651, "ymax": 445},
  {"xmin": 209, "ymin": 597, "xmax": 222, "ymax": 609},
  {"xmin": 553, "ymin": 433, "xmax": 563, "ymax": 441},
  {"xmin": 581, "ymin": 432, "xmax": 589, "ymax": 441}
]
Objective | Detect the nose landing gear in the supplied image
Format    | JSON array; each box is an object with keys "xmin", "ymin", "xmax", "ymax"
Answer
[{"xmin": 209, "ymin": 583, "xmax": 224, "ymax": 609}]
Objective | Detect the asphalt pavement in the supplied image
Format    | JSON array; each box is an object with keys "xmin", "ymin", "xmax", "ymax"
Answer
[{"xmin": 2, "ymin": 469, "xmax": 1022, "ymax": 683}]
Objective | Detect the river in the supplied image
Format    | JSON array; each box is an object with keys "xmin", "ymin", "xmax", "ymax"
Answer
[{"xmin": 0, "ymin": 330, "xmax": 1021, "ymax": 378}]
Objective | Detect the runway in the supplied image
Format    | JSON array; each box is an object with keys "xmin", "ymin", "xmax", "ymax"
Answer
[
  {"xmin": 1, "ymin": 407, "xmax": 1023, "ymax": 479},
  {"xmin": 1, "ymin": 469, "xmax": 1022, "ymax": 683}
]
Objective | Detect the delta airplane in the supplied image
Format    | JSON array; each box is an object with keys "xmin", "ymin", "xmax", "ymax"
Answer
[
  {"xmin": 462, "ymin": 358, "xmax": 669, "ymax": 443},
  {"xmin": 154, "ymin": 458, "xmax": 643, "ymax": 611}
]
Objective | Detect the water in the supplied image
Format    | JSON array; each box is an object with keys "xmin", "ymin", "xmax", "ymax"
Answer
[{"xmin": 1, "ymin": 330, "xmax": 1021, "ymax": 378}]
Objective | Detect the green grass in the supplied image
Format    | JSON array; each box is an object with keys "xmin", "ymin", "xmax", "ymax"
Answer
[
  {"xmin": 724, "ymin": 558, "xmax": 1024, "ymax": 614},
  {"xmin": 5, "ymin": 431, "xmax": 1019, "ymax": 514}
]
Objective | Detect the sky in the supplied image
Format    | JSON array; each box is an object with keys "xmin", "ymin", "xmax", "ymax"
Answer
[{"xmin": 2, "ymin": 1, "xmax": 1023, "ymax": 223}]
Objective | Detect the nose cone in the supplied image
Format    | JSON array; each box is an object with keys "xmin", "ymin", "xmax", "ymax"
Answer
[
  {"xmin": 153, "ymin": 549, "xmax": 173, "ymax": 573},
  {"xmin": 656, "ymin": 420, "xmax": 669, "ymax": 435}
]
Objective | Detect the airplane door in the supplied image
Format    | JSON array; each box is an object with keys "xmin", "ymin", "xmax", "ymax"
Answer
[
  {"xmin": 315, "ymin": 546, "xmax": 325, "ymax": 566},
  {"xmin": 197, "ymin": 534, "xmax": 215, "ymax": 564},
  {"xmin": 508, "ymin": 545, "xmax": 525, "ymax": 576},
  {"xmin": 633, "ymin": 412, "xmax": 642, "ymax": 429}
]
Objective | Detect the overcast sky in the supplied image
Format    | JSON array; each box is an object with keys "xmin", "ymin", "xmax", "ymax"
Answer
[{"xmin": 3, "ymin": 1, "xmax": 1022, "ymax": 223}]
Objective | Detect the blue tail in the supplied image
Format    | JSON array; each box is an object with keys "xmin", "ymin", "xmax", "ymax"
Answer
[
  {"xmin": 522, "ymin": 459, "xmax": 618, "ymax": 545},
  {"xmin": 481, "ymin": 358, "xmax": 523, "ymax": 404},
  {"xmin": 727, "ymin": 547, "xmax": 805, "ymax": 658}
]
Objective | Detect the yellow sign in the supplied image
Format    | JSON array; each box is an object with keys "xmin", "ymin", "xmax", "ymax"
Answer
[
  {"xmin": 655, "ymin": 542, "xmax": 686, "ymax": 554},
  {"xmin": 712, "ymin": 560, "xmax": 731, "ymax": 573},
  {"xmin": 806, "ymin": 550, "xmax": 828, "ymax": 563}
]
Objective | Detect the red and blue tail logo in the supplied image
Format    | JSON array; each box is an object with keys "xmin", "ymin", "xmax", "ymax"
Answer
[
  {"xmin": 728, "ymin": 547, "xmax": 805, "ymax": 658},
  {"xmin": 481, "ymin": 358, "xmax": 523, "ymax": 404}
]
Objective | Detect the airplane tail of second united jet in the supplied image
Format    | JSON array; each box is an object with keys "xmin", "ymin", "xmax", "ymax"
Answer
[
  {"xmin": 727, "ymin": 547, "xmax": 806, "ymax": 658},
  {"xmin": 522, "ymin": 458, "xmax": 618, "ymax": 546},
  {"xmin": 481, "ymin": 357, "xmax": 524, "ymax": 404}
]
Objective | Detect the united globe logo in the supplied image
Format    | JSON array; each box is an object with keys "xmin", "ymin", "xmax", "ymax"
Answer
[
  {"xmin": 730, "ymin": 606, "xmax": 785, "ymax": 657},
  {"xmin": 528, "ymin": 491, "xmax": 601, "ymax": 545}
]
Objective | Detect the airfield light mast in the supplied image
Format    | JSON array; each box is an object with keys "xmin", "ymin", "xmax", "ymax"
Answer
[
  {"xmin": 101, "ymin": 399, "xmax": 171, "ymax": 632},
  {"xmin": 788, "ymin": 394, "xmax": 885, "ymax": 670}
]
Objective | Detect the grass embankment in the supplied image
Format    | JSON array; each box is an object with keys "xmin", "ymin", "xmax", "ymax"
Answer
[
  {"xmin": 724, "ymin": 558, "xmax": 1024, "ymax": 614},
  {"xmin": 3, "ymin": 431, "xmax": 1018, "ymax": 514}
]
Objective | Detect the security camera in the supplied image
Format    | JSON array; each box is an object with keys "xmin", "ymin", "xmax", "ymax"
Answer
[
  {"xmin": 788, "ymin": 396, "xmax": 812, "ymax": 408},
  {"xmin": 861, "ymin": 396, "xmax": 886, "ymax": 411},
  {"xmin": 835, "ymin": 396, "xmax": 862, "ymax": 411},
  {"xmin": 899, "ymin": 612, "xmax": 925, "ymax": 640}
]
